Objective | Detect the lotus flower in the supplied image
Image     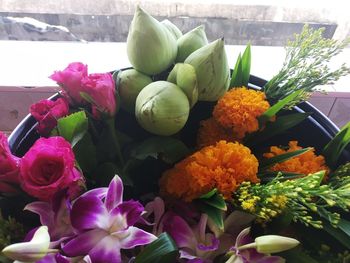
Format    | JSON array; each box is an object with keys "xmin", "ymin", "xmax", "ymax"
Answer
[{"xmin": 62, "ymin": 175, "xmax": 157, "ymax": 263}]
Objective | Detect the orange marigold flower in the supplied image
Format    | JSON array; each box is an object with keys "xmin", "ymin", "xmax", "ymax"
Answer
[
  {"xmin": 213, "ymin": 87, "xmax": 270, "ymax": 139},
  {"xmin": 197, "ymin": 118, "xmax": 236, "ymax": 148},
  {"xmin": 263, "ymin": 141, "xmax": 329, "ymax": 175},
  {"xmin": 159, "ymin": 140, "xmax": 259, "ymax": 202}
]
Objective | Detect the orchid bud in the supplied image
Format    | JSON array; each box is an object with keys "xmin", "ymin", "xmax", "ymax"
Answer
[
  {"xmin": 2, "ymin": 226, "xmax": 51, "ymax": 262},
  {"xmin": 255, "ymin": 235, "xmax": 300, "ymax": 254}
]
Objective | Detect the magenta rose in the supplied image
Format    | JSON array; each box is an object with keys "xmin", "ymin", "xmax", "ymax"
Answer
[
  {"xmin": 20, "ymin": 136, "xmax": 85, "ymax": 201},
  {"xmin": 0, "ymin": 132, "xmax": 20, "ymax": 194},
  {"xmin": 82, "ymin": 73, "xmax": 117, "ymax": 118},
  {"xmin": 30, "ymin": 98, "xmax": 69, "ymax": 136},
  {"xmin": 50, "ymin": 62, "xmax": 88, "ymax": 105}
]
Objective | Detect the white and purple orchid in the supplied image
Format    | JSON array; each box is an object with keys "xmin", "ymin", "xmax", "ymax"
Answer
[{"xmin": 61, "ymin": 175, "xmax": 157, "ymax": 263}]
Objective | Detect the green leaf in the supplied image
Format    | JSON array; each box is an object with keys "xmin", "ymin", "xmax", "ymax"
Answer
[
  {"xmin": 322, "ymin": 220, "xmax": 350, "ymax": 249},
  {"xmin": 135, "ymin": 233, "xmax": 179, "ymax": 263},
  {"xmin": 280, "ymin": 247, "xmax": 319, "ymax": 263},
  {"xmin": 57, "ymin": 111, "xmax": 88, "ymax": 147},
  {"xmin": 129, "ymin": 137, "xmax": 190, "ymax": 164},
  {"xmin": 259, "ymin": 89, "xmax": 304, "ymax": 126},
  {"xmin": 73, "ymin": 133, "xmax": 97, "ymax": 174},
  {"xmin": 198, "ymin": 202, "xmax": 224, "ymax": 230},
  {"xmin": 199, "ymin": 190, "xmax": 227, "ymax": 211},
  {"xmin": 241, "ymin": 43, "xmax": 251, "ymax": 86},
  {"xmin": 260, "ymin": 148, "xmax": 312, "ymax": 170},
  {"xmin": 338, "ymin": 218, "xmax": 350, "ymax": 237},
  {"xmin": 246, "ymin": 113, "xmax": 310, "ymax": 146},
  {"xmin": 258, "ymin": 171, "xmax": 304, "ymax": 182},
  {"xmin": 322, "ymin": 122, "xmax": 350, "ymax": 167},
  {"xmin": 230, "ymin": 54, "xmax": 243, "ymax": 88},
  {"xmin": 200, "ymin": 188, "xmax": 218, "ymax": 199}
]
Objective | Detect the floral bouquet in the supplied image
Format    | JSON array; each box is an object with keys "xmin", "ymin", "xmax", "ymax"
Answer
[{"xmin": 1, "ymin": 6, "xmax": 350, "ymax": 263}]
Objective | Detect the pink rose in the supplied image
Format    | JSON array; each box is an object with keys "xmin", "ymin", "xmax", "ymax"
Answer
[
  {"xmin": 30, "ymin": 98, "xmax": 69, "ymax": 136},
  {"xmin": 0, "ymin": 132, "xmax": 20, "ymax": 194},
  {"xmin": 20, "ymin": 136, "xmax": 85, "ymax": 201},
  {"xmin": 82, "ymin": 73, "xmax": 117, "ymax": 118},
  {"xmin": 50, "ymin": 62, "xmax": 88, "ymax": 104}
]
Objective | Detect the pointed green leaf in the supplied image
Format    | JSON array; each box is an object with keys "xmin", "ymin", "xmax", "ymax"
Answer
[
  {"xmin": 135, "ymin": 233, "xmax": 179, "ymax": 263},
  {"xmin": 198, "ymin": 202, "xmax": 224, "ymax": 230},
  {"xmin": 203, "ymin": 194, "xmax": 227, "ymax": 211},
  {"xmin": 260, "ymin": 148, "xmax": 312, "ymax": 170},
  {"xmin": 230, "ymin": 53, "xmax": 243, "ymax": 88},
  {"xmin": 258, "ymin": 171, "xmax": 304, "ymax": 182},
  {"xmin": 322, "ymin": 122, "xmax": 350, "ymax": 167},
  {"xmin": 200, "ymin": 188, "xmax": 218, "ymax": 199},
  {"xmin": 241, "ymin": 43, "xmax": 251, "ymax": 86},
  {"xmin": 259, "ymin": 89, "xmax": 304, "ymax": 126},
  {"xmin": 246, "ymin": 113, "xmax": 310, "ymax": 146},
  {"xmin": 57, "ymin": 111, "xmax": 88, "ymax": 147},
  {"xmin": 322, "ymin": 220, "xmax": 350, "ymax": 249}
]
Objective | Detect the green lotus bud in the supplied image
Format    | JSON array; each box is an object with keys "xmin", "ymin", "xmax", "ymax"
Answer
[
  {"xmin": 167, "ymin": 63, "xmax": 198, "ymax": 107},
  {"xmin": 127, "ymin": 6, "xmax": 177, "ymax": 75},
  {"xmin": 117, "ymin": 69, "xmax": 153, "ymax": 113},
  {"xmin": 176, "ymin": 25, "xmax": 208, "ymax": 62},
  {"xmin": 135, "ymin": 81, "xmax": 190, "ymax": 136},
  {"xmin": 255, "ymin": 235, "xmax": 300, "ymax": 254},
  {"xmin": 161, "ymin": 19, "xmax": 182, "ymax": 40},
  {"xmin": 185, "ymin": 38, "xmax": 230, "ymax": 101}
]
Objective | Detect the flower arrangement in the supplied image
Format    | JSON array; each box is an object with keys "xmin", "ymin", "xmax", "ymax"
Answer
[{"xmin": 1, "ymin": 6, "xmax": 350, "ymax": 263}]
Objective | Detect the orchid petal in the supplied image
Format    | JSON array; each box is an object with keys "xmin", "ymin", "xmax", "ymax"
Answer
[
  {"xmin": 144, "ymin": 197, "xmax": 165, "ymax": 231},
  {"xmin": 163, "ymin": 214, "xmax": 196, "ymax": 249},
  {"xmin": 119, "ymin": 226, "xmax": 157, "ymax": 249},
  {"xmin": 235, "ymin": 227, "xmax": 252, "ymax": 248},
  {"xmin": 77, "ymin": 187, "xmax": 108, "ymax": 200},
  {"xmin": 105, "ymin": 175, "xmax": 123, "ymax": 211},
  {"xmin": 25, "ymin": 202, "xmax": 53, "ymax": 227},
  {"xmin": 62, "ymin": 229, "xmax": 107, "ymax": 257},
  {"xmin": 88, "ymin": 235, "xmax": 122, "ymax": 263},
  {"xmin": 197, "ymin": 233, "xmax": 219, "ymax": 252},
  {"xmin": 2, "ymin": 226, "xmax": 50, "ymax": 262},
  {"xmin": 71, "ymin": 195, "xmax": 109, "ymax": 231},
  {"xmin": 117, "ymin": 200, "xmax": 144, "ymax": 227}
]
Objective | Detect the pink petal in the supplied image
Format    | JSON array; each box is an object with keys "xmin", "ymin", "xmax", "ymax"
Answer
[
  {"xmin": 119, "ymin": 226, "xmax": 157, "ymax": 249},
  {"xmin": 25, "ymin": 202, "xmax": 54, "ymax": 227},
  {"xmin": 105, "ymin": 175, "xmax": 123, "ymax": 212},
  {"xmin": 62, "ymin": 229, "xmax": 107, "ymax": 257},
  {"xmin": 88, "ymin": 235, "xmax": 122, "ymax": 263},
  {"xmin": 117, "ymin": 200, "xmax": 144, "ymax": 227},
  {"xmin": 78, "ymin": 187, "xmax": 108, "ymax": 200},
  {"xmin": 71, "ymin": 195, "xmax": 109, "ymax": 231}
]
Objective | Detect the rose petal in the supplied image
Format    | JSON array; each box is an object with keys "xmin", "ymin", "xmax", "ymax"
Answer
[
  {"xmin": 88, "ymin": 235, "xmax": 121, "ymax": 263},
  {"xmin": 71, "ymin": 195, "xmax": 109, "ymax": 231},
  {"xmin": 62, "ymin": 229, "xmax": 107, "ymax": 257},
  {"xmin": 105, "ymin": 175, "xmax": 123, "ymax": 211},
  {"xmin": 119, "ymin": 226, "xmax": 157, "ymax": 249}
]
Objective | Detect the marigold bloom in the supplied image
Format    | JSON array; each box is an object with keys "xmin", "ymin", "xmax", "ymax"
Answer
[
  {"xmin": 160, "ymin": 140, "xmax": 259, "ymax": 202},
  {"xmin": 213, "ymin": 87, "xmax": 270, "ymax": 139},
  {"xmin": 263, "ymin": 141, "xmax": 329, "ymax": 175},
  {"xmin": 197, "ymin": 118, "xmax": 235, "ymax": 148}
]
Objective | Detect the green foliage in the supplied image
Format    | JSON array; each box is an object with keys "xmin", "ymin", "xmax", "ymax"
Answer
[
  {"xmin": 0, "ymin": 211, "xmax": 25, "ymax": 251},
  {"xmin": 57, "ymin": 111, "xmax": 88, "ymax": 147},
  {"xmin": 135, "ymin": 233, "xmax": 179, "ymax": 263},
  {"xmin": 263, "ymin": 25, "xmax": 350, "ymax": 107},
  {"xmin": 230, "ymin": 44, "xmax": 251, "ymax": 87},
  {"xmin": 322, "ymin": 122, "xmax": 350, "ymax": 167}
]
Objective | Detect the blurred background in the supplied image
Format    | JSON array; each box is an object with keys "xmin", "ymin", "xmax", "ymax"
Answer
[{"xmin": 0, "ymin": 0, "xmax": 349, "ymax": 134}]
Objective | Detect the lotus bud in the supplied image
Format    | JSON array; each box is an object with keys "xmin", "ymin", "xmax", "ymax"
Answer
[
  {"xmin": 161, "ymin": 19, "xmax": 182, "ymax": 40},
  {"xmin": 2, "ymin": 226, "xmax": 52, "ymax": 262},
  {"xmin": 185, "ymin": 38, "xmax": 230, "ymax": 101},
  {"xmin": 176, "ymin": 25, "xmax": 208, "ymax": 62},
  {"xmin": 117, "ymin": 69, "xmax": 153, "ymax": 113},
  {"xmin": 255, "ymin": 235, "xmax": 300, "ymax": 254},
  {"xmin": 127, "ymin": 6, "xmax": 177, "ymax": 75},
  {"xmin": 167, "ymin": 63, "xmax": 198, "ymax": 107},
  {"xmin": 135, "ymin": 81, "xmax": 190, "ymax": 136}
]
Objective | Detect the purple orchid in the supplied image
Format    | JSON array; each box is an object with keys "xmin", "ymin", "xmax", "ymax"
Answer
[
  {"xmin": 163, "ymin": 212, "xmax": 219, "ymax": 262},
  {"xmin": 61, "ymin": 175, "xmax": 157, "ymax": 263},
  {"xmin": 228, "ymin": 228, "xmax": 285, "ymax": 263}
]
